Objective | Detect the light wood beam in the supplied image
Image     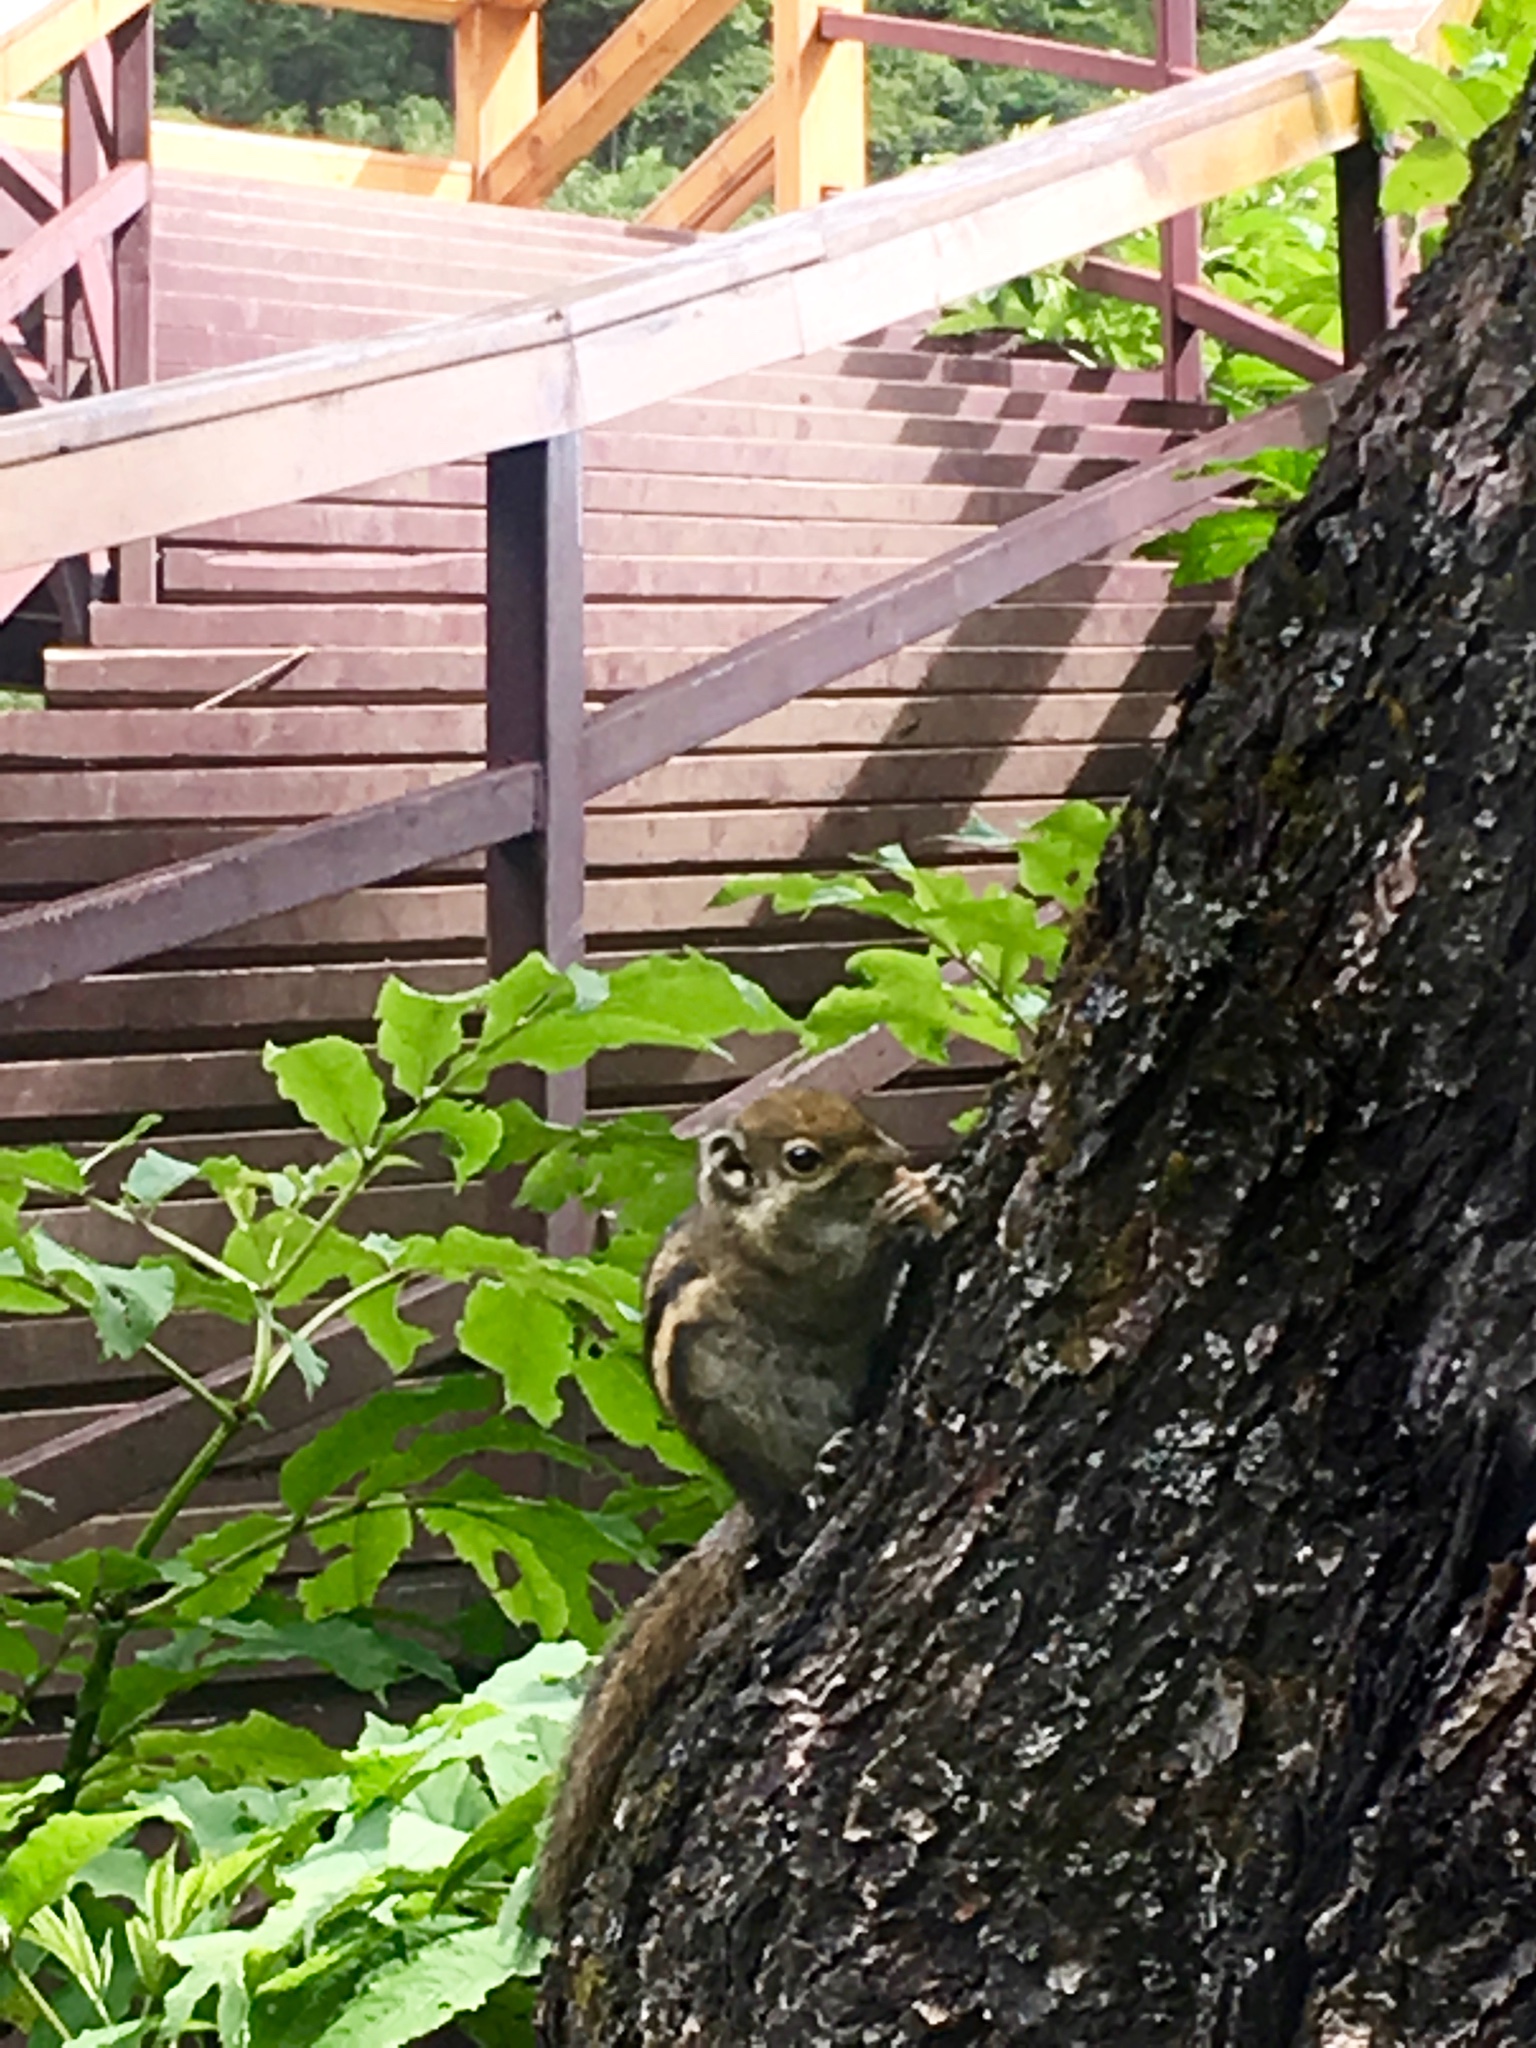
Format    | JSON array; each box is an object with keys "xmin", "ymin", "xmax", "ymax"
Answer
[
  {"xmin": 0, "ymin": 100, "xmax": 477, "ymax": 198},
  {"xmin": 455, "ymin": 1, "xmax": 541, "ymax": 192},
  {"xmin": 641, "ymin": 88, "xmax": 773, "ymax": 230},
  {"xmin": 774, "ymin": 0, "xmax": 863, "ymax": 210},
  {"xmin": 479, "ymin": 0, "xmax": 742, "ymax": 206},
  {"xmin": 0, "ymin": 0, "xmax": 146, "ymax": 107}
]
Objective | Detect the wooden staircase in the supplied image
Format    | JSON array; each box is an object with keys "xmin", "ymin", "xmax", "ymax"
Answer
[{"xmin": 0, "ymin": 173, "xmax": 1223, "ymax": 1166}]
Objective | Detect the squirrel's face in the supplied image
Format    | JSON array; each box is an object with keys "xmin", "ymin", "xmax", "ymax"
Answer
[{"xmin": 698, "ymin": 1087, "xmax": 908, "ymax": 1277}]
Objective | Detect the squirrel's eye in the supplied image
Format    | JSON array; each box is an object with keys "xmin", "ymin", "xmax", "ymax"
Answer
[{"xmin": 782, "ymin": 1141, "xmax": 823, "ymax": 1176}]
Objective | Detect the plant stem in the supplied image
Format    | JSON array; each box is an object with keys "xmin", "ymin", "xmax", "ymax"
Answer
[{"xmin": 7, "ymin": 1948, "xmax": 74, "ymax": 2040}]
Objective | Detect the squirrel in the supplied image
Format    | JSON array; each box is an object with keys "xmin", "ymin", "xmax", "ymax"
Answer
[{"xmin": 530, "ymin": 1086, "xmax": 952, "ymax": 1932}]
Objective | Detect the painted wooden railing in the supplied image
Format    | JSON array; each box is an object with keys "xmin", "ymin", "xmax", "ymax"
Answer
[{"xmin": 0, "ymin": 0, "xmax": 152, "ymax": 626}]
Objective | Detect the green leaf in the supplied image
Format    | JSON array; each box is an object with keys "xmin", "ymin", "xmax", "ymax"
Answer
[
  {"xmin": 289, "ymin": 1331, "xmax": 330, "ymax": 1395},
  {"xmin": 263, "ymin": 1038, "xmax": 386, "ymax": 1148},
  {"xmin": 375, "ymin": 978, "xmax": 471, "ymax": 1099},
  {"xmin": 348, "ymin": 1283, "xmax": 433, "ymax": 1373},
  {"xmin": 572, "ymin": 1344, "xmax": 714, "ymax": 1475},
  {"xmin": 307, "ymin": 1924, "xmax": 521, "ymax": 2048},
  {"xmin": 433, "ymin": 1784, "xmax": 547, "ymax": 1905},
  {"xmin": 1, "ymin": 1145, "xmax": 86, "ymax": 1195},
  {"xmin": 175, "ymin": 1512, "xmax": 291, "ymax": 1622},
  {"xmin": 122, "ymin": 1149, "xmax": 202, "ymax": 1208},
  {"xmin": 0, "ymin": 1273, "xmax": 67, "ymax": 1315},
  {"xmin": 300, "ymin": 1504, "xmax": 414, "ymax": 1620},
  {"xmin": 1380, "ymin": 132, "xmax": 1472, "ymax": 211},
  {"xmin": 457, "ymin": 1283, "xmax": 572, "ymax": 1427},
  {"xmin": 1016, "ymin": 802, "xmax": 1117, "ymax": 910},
  {"xmin": 28, "ymin": 1236, "xmax": 177, "ymax": 1360},
  {"xmin": 280, "ymin": 1377, "xmax": 495, "ymax": 1515},
  {"xmin": 414, "ymin": 1100, "xmax": 503, "ymax": 1189},
  {"xmin": 0, "ymin": 1810, "xmax": 140, "ymax": 1937},
  {"xmin": 1138, "ymin": 506, "xmax": 1281, "ymax": 586},
  {"xmin": 1330, "ymin": 36, "xmax": 1487, "ymax": 146}
]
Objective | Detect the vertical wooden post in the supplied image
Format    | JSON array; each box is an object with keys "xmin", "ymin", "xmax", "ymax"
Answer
[
  {"xmin": 61, "ymin": 37, "xmax": 112, "ymax": 392},
  {"xmin": 111, "ymin": 5, "xmax": 155, "ymax": 605},
  {"xmin": 1335, "ymin": 137, "xmax": 1393, "ymax": 366},
  {"xmin": 1155, "ymin": 0, "xmax": 1203, "ymax": 404},
  {"xmin": 774, "ymin": 0, "xmax": 865, "ymax": 211},
  {"xmin": 455, "ymin": 1, "xmax": 542, "ymax": 198},
  {"xmin": 485, "ymin": 435, "xmax": 586, "ymax": 1135}
]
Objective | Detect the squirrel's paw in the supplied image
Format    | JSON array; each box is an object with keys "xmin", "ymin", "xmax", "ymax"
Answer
[{"xmin": 877, "ymin": 1164, "xmax": 958, "ymax": 1239}]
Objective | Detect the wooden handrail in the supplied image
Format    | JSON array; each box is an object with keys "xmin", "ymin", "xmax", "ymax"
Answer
[
  {"xmin": 0, "ymin": 0, "xmax": 1464, "ymax": 576},
  {"xmin": 818, "ymin": 9, "xmax": 1170, "ymax": 91}
]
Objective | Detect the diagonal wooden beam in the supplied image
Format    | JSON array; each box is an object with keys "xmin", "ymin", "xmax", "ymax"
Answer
[
  {"xmin": 480, "ymin": 0, "xmax": 742, "ymax": 204},
  {"xmin": 0, "ymin": 157, "xmax": 147, "ymax": 333},
  {"xmin": 0, "ymin": 139, "xmax": 61, "ymax": 223},
  {"xmin": 0, "ymin": 0, "xmax": 151, "ymax": 109},
  {"xmin": 642, "ymin": 89, "xmax": 774, "ymax": 231}
]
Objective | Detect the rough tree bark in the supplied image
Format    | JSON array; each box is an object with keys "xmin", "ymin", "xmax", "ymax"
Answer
[{"xmin": 538, "ymin": 77, "xmax": 1536, "ymax": 2048}]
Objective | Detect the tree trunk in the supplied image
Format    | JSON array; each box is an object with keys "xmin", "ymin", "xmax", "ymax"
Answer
[{"xmin": 538, "ymin": 81, "xmax": 1536, "ymax": 2048}]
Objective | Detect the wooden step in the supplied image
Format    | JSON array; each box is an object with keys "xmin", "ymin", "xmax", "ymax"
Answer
[{"xmin": 45, "ymin": 641, "xmax": 1201, "ymax": 705}]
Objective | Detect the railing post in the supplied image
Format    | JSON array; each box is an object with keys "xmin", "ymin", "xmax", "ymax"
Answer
[
  {"xmin": 1335, "ymin": 137, "xmax": 1393, "ymax": 365},
  {"xmin": 774, "ymin": 0, "xmax": 866, "ymax": 210},
  {"xmin": 485, "ymin": 435, "xmax": 587, "ymax": 1138},
  {"xmin": 61, "ymin": 38, "xmax": 113, "ymax": 391},
  {"xmin": 111, "ymin": 4, "xmax": 155, "ymax": 605},
  {"xmin": 1154, "ymin": 0, "xmax": 1203, "ymax": 404},
  {"xmin": 455, "ymin": 0, "xmax": 541, "ymax": 199}
]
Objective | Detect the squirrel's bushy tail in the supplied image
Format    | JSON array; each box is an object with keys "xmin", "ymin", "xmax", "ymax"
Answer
[{"xmin": 531, "ymin": 1501, "xmax": 756, "ymax": 1933}]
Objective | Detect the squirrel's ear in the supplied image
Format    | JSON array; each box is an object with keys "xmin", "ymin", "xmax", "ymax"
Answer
[{"xmin": 701, "ymin": 1127, "xmax": 752, "ymax": 1199}]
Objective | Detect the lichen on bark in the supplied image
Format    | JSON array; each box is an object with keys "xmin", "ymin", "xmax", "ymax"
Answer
[{"xmin": 538, "ymin": 70, "xmax": 1536, "ymax": 2048}]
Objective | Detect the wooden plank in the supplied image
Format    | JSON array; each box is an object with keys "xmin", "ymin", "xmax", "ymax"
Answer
[
  {"xmin": 817, "ymin": 9, "xmax": 1166, "ymax": 90},
  {"xmin": 44, "ymin": 642, "xmax": 1200, "ymax": 704},
  {"xmin": 642, "ymin": 89, "xmax": 774, "ymax": 232},
  {"xmin": 0, "ymin": 705, "xmax": 485, "ymax": 759},
  {"xmin": 480, "ymin": 0, "xmax": 741, "ymax": 205},
  {"xmin": 0, "ymin": 100, "xmax": 478, "ymax": 201},
  {"xmin": 0, "ymin": 0, "xmax": 1458, "ymax": 571}
]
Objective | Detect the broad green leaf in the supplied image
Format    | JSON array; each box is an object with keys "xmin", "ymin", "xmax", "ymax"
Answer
[
  {"xmin": 263, "ymin": 1038, "xmax": 386, "ymax": 1148},
  {"xmin": 1, "ymin": 1145, "xmax": 86, "ymax": 1195},
  {"xmin": 1330, "ymin": 36, "xmax": 1486, "ymax": 146},
  {"xmin": 1016, "ymin": 802, "xmax": 1117, "ymax": 909},
  {"xmin": 803, "ymin": 948, "xmax": 968, "ymax": 1063},
  {"xmin": 1138, "ymin": 506, "xmax": 1281, "ymax": 587},
  {"xmin": 1381, "ymin": 132, "xmax": 1472, "ymax": 211},
  {"xmin": 0, "ymin": 1810, "xmax": 140, "ymax": 1936},
  {"xmin": 375, "ymin": 978, "xmax": 471, "ymax": 1099},
  {"xmin": 125, "ymin": 1712, "xmax": 347, "ymax": 1789},
  {"xmin": 123, "ymin": 1149, "xmax": 202, "ymax": 1208},
  {"xmin": 572, "ymin": 1345, "xmax": 713, "ymax": 1474},
  {"xmin": 300, "ymin": 1504, "xmax": 414, "ymax": 1619},
  {"xmin": 457, "ymin": 1282, "xmax": 572, "ymax": 1426},
  {"xmin": 281, "ymin": 1376, "xmax": 495, "ymax": 1514},
  {"xmin": 308, "ymin": 1924, "xmax": 520, "ymax": 2048}
]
